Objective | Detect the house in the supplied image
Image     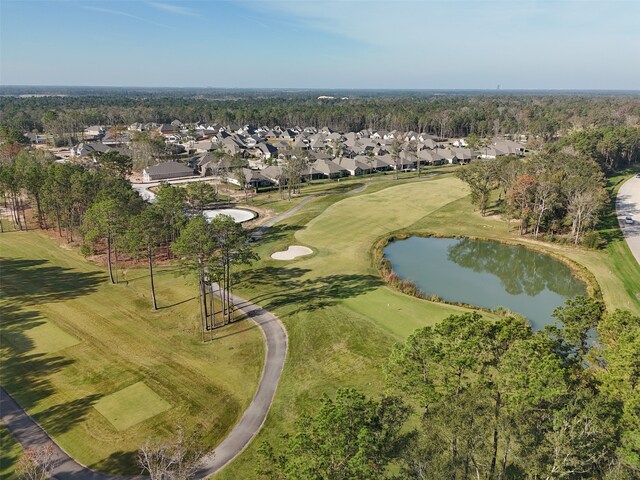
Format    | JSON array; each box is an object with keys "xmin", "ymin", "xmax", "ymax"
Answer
[
  {"xmin": 70, "ymin": 141, "xmax": 131, "ymax": 158},
  {"xmin": 358, "ymin": 155, "xmax": 392, "ymax": 171},
  {"xmin": 158, "ymin": 124, "xmax": 176, "ymax": 136},
  {"xmin": 84, "ymin": 125, "xmax": 105, "ymax": 138},
  {"xmin": 102, "ymin": 131, "xmax": 129, "ymax": 145},
  {"xmin": 312, "ymin": 159, "xmax": 349, "ymax": 179},
  {"xmin": 436, "ymin": 148, "xmax": 459, "ymax": 164},
  {"xmin": 262, "ymin": 165, "xmax": 288, "ymax": 184},
  {"xmin": 226, "ymin": 168, "xmax": 274, "ymax": 189},
  {"xmin": 24, "ymin": 132, "xmax": 47, "ymax": 144},
  {"xmin": 336, "ymin": 157, "xmax": 373, "ymax": 176},
  {"xmin": 143, "ymin": 161, "xmax": 195, "ymax": 183},
  {"xmin": 302, "ymin": 165, "xmax": 326, "ymax": 181},
  {"xmin": 417, "ymin": 149, "xmax": 446, "ymax": 165},
  {"xmin": 452, "ymin": 147, "xmax": 474, "ymax": 163},
  {"xmin": 254, "ymin": 142, "xmax": 278, "ymax": 160}
]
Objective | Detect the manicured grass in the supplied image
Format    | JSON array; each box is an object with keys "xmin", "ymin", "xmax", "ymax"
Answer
[
  {"xmin": 0, "ymin": 423, "xmax": 21, "ymax": 479},
  {"xmin": 219, "ymin": 175, "xmax": 483, "ymax": 478},
  {"xmin": 220, "ymin": 173, "xmax": 638, "ymax": 479},
  {"xmin": 0, "ymin": 231, "xmax": 264, "ymax": 474},
  {"xmin": 94, "ymin": 382, "xmax": 172, "ymax": 431},
  {"xmin": 3, "ymin": 320, "xmax": 80, "ymax": 355}
]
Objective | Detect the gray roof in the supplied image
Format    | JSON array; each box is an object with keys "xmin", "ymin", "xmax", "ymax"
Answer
[
  {"xmin": 313, "ymin": 159, "xmax": 348, "ymax": 175},
  {"xmin": 144, "ymin": 161, "xmax": 194, "ymax": 176}
]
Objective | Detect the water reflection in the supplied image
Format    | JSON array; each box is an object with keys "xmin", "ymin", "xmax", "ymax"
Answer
[
  {"xmin": 384, "ymin": 237, "xmax": 587, "ymax": 329},
  {"xmin": 446, "ymin": 238, "xmax": 585, "ymax": 298}
]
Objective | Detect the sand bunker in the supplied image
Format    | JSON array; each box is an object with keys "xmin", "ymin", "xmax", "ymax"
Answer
[{"xmin": 271, "ymin": 245, "xmax": 313, "ymax": 260}]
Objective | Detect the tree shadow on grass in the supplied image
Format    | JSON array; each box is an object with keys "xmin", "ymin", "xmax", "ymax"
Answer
[
  {"xmin": 253, "ymin": 223, "xmax": 305, "ymax": 244},
  {"xmin": 0, "ymin": 350, "xmax": 75, "ymax": 411},
  {"xmin": 0, "ymin": 257, "xmax": 103, "ymax": 307},
  {"xmin": 0, "ymin": 257, "xmax": 102, "ymax": 419},
  {"xmin": 599, "ymin": 194, "xmax": 625, "ymax": 246},
  {"xmin": 91, "ymin": 449, "xmax": 142, "ymax": 476},
  {"xmin": 35, "ymin": 394, "xmax": 102, "ymax": 437},
  {"xmin": 240, "ymin": 266, "xmax": 383, "ymax": 314}
]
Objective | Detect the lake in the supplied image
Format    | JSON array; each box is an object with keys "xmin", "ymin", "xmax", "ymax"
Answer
[{"xmin": 384, "ymin": 237, "xmax": 587, "ymax": 330}]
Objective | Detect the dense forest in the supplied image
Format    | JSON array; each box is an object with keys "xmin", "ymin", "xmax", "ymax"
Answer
[{"xmin": 1, "ymin": 92, "xmax": 639, "ymax": 141}]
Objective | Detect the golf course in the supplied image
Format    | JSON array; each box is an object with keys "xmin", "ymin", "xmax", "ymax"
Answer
[{"xmin": 1, "ymin": 172, "xmax": 639, "ymax": 478}]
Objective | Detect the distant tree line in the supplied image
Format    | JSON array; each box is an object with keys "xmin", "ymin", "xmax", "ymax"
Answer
[
  {"xmin": 1, "ymin": 94, "xmax": 639, "ymax": 145},
  {"xmin": 258, "ymin": 300, "xmax": 640, "ymax": 480}
]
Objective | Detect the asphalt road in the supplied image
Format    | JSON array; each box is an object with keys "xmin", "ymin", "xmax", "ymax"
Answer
[
  {"xmin": 0, "ymin": 289, "xmax": 288, "ymax": 479},
  {"xmin": 616, "ymin": 175, "xmax": 640, "ymax": 266}
]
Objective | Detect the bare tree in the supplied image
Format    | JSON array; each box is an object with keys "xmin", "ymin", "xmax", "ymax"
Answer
[
  {"xmin": 16, "ymin": 444, "xmax": 56, "ymax": 480},
  {"xmin": 138, "ymin": 427, "xmax": 205, "ymax": 480}
]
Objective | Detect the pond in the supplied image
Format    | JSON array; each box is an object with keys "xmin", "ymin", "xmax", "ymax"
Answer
[{"xmin": 384, "ymin": 237, "xmax": 587, "ymax": 330}]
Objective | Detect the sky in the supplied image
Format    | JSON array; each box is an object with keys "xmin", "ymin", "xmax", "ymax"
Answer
[{"xmin": 0, "ymin": 0, "xmax": 639, "ymax": 89}]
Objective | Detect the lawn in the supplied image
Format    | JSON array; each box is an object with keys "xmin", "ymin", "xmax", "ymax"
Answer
[
  {"xmin": 0, "ymin": 423, "xmax": 21, "ymax": 479},
  {"xmin": 0, "ymin": 231, "xmax": 264, "ymax": 474}
]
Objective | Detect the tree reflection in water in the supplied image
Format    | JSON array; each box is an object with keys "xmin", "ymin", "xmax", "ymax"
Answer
[{"xmin": 446, "ymin": 238, "xmax": 585, "ymax": 298}]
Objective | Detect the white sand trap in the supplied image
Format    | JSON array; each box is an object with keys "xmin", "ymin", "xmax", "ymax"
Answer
[{"xmin": 271, "ymin": 245, "xmax": 313, "ymax": 260}]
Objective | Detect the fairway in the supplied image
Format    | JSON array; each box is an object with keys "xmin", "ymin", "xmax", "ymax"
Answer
[
  {"xmin": 94, "ymin": 382, "xmax": 171, "ymax": 431},
  {"xmin": 219, "ymin": 175, "xmax": 481, "ymax": 478},
  {"xmin": 0, "ymin": 232, "xmax": 264, "ymax": 474}
]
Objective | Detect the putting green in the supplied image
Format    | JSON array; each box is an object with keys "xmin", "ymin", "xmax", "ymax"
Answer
[
  {"xmin": 94, "ymin": 382, "xmax": 171, "ymax": 431},
  {"xmin": 3, "ymin": 321, "xmax": 80, "ymax": 355}
]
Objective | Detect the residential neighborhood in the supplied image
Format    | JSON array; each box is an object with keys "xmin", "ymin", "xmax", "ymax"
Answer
[{"xmin": 28, "ymin": 121, "xmax": 528, "ymax": 189}]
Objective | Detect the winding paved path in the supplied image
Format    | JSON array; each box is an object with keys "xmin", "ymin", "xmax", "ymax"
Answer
[
  {"xmin": 0, "ymin": 290, "xmax": 288, "ymax": 479},
  {"xmin": 616, "ymin": 175, "xmax": 640, "ymax": 266},
  {"xmin": 0, "ymin": 177, "xmax": 392, "ymax": 477}
]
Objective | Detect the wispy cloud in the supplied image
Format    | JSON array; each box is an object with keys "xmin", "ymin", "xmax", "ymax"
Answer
[
  {"xmin": 82, "ymin": 5, "xmax": 173, "ymax": 28},
  {"xmin": 147, "ymin": 2, "xmax": 197, "ymax": 17}
]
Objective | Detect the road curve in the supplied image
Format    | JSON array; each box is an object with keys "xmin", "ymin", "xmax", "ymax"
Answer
[
  {"xmin": 0, "ymin": 290, "xmax": 288, "ymax": 479},
  {"xmin": 0, "ymin": 387, "xmax": 137, "ymax": 480},
  {"xmin": 616, "ymin": 175, "xmax": 640, "ymax": 266}
]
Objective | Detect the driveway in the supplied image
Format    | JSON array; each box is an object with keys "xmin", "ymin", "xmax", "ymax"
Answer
[{"xmin": 616, "ymin": 175, "xmax": 640, "ymax": 266}]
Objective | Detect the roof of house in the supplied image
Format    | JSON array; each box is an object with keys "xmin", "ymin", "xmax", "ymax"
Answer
[
  {"xmin": 313, "ymin": 159, "xmax": 348, "ymax": 175},
  {"xmin": 336, "ymin": 157, "xmax": 372, "ymax": 171},
  {"xmin": 144, "ymin": 161, "xmax": 194, "ymax": 176}
]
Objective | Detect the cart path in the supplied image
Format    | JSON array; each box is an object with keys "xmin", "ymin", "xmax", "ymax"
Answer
[
  {"xmin": 616, "ymin": 175, "xmax": 640, "ymax": 266},
  {"xmin": 0, "ymin": 386, "xmax": 137, "ymax": 480},
  {"xmin": 0, "ymin": 290, "xmax": 288, "ymax": 479},
  {"xmin": 195, "ymin": 290, "xmax": 288, "ymax": 477}
]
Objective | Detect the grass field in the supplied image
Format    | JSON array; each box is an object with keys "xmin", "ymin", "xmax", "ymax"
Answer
[
  {"xmin": 218, "ymin": 173, "xmax": 639, "ymax": 478},
  {"xmin": 2, "ymin": 168, "xmax": 637, "ymax": 479},
  {"xmin": 0, "ymin": 231, "xmax": 264, "ymax": 474}
]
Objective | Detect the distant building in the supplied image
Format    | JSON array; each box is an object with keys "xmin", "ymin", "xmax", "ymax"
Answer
[{"xmin": 142, "ymin": 161, "xmax": 195, "ymax": 183}]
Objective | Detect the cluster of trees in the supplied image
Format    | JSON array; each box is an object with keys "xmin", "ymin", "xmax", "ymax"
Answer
[
  {"xmin": 2, "ymin": 94, "xmax": 639, "ymax": 142},
  {"xmin": 456, "ymin": 153, "xmax": 609, "ymax": 244},
  {"xmin": 258, "ymin": 299, "xmax": 640, "ymax": 480},
  {"xmin": 0, "ymin": 149, "xmax": 134, "ymax": 238},
  {"xmin": 0, "ymin": 146, "xmax": 251, "ymax": 339},
  {"xmin": 561, "ymin": 126, "xmax": 640, "ymax": 172}
]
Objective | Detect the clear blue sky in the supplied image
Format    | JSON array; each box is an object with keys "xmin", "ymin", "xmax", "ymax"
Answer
[{"xmin": 1, "ymin": 0, "xmax": 638, "ymax": 89}]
